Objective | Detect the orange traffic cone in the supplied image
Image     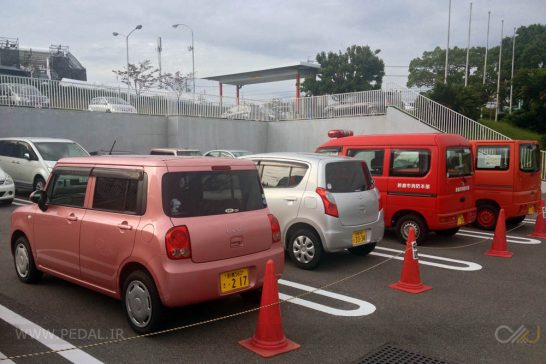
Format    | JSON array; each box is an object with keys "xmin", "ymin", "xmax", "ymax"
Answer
[
  {"xmin": 239, "ymin": 260, "xmax": 300, "ymax": 358},
  {"xmin": 389, "ymin": 227, "xmax": 432, "ymax": 294},
  {"xmin": 529, "ymin": 200, "xmax": 546, "ymax": 239},
  {"xmin": 485, "ymin": 209, "xmax": 513, "ymax": 258}
]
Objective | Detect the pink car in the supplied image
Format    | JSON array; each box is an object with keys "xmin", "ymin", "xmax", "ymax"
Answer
[{"xmin": 10, "ymin": 156, "xmax": 284, "ymax": 334}]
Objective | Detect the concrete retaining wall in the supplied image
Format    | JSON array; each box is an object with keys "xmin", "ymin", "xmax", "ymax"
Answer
[{"xmin": 0, "ymin": 106, "xmax": 437, "ymax": 155}]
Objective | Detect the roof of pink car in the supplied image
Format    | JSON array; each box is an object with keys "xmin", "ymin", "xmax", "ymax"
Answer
[{"xmin": 57, "ymin": 155, "xmax": 256, "ymax": 168}]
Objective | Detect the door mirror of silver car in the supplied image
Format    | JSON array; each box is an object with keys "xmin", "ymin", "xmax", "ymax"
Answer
[
  {"xmin": 30, "ymin": 190, "xmax": 48, "ymax": 211},
  {"xmin": 23, "ymin": 153, "xmax": 31, "ymax": 160}
]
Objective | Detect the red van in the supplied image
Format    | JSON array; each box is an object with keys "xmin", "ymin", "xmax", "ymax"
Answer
[
  {"xmin": 317, "ymin": 131, "xmax": 476, "ymax": 244},
  {"xmin": 471, "ymin": 140, "xmax": 542, "ymax": 229}
]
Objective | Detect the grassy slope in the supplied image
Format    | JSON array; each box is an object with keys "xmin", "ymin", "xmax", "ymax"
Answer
[{"xmin": 479, "ymin": 119, "xmax": 544, "ymax": 144}]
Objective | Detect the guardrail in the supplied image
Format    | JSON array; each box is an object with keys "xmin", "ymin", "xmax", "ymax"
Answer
[{"xmin": 382, "ymin": 83, "xmax": 510, "ymax": 141}]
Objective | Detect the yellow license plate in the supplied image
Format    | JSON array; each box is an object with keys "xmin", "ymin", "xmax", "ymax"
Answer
[
  {"xmin": 528, "ymin": 205, "xmax": 535, "ymax": 214},
  {"xmin": 457, "ymin": 214, "xmax": 465, "ymax": 226},
  {"xmin": 352, "ymin": 230, "xmax": 366, "ymax": 246},
  {"xmin": 220, "ymin": 268, "xmax": 249, "ymax": 293}
]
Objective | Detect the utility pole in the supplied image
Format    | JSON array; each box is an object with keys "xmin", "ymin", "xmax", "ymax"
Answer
[
  {"xmin": 495, "ymin": 19, "xmax": 504, "ymax": 122},
  {"xmin": 445, "ymin": 0, "xmax": 452, "ymax": 84},
  {"xmin": 465, "ymin": 2, "xmax": 473, "ymax": 87},
  {"xmin": 483, "ymin": 11, "xmax": 491, "ymax": 85},
  {"xmin": 509, "ymin": 27, "xmax": 516, "ymax": 114}
]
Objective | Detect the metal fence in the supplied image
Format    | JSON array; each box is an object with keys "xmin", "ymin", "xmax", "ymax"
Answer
[{"xmin": 382, "ymin": 83, "xmax": 510, "ymax": 141}]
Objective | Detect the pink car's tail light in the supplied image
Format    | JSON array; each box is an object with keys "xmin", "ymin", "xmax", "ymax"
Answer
[
  {"xmin": 316, "ymin": 187, "xmax": 339, "ymax": 217},
  {"xmin": 268, "ymin": 214, "xmax": 281, "ymax": 244},
  {"xmin": 166, "ymin": 226, "xmax": 191, "ymax": 259}
]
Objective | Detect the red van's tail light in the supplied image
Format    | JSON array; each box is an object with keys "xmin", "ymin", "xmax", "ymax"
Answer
[
  {"xmin": 328, "ymin": 129, "xmax": 353, "ymax": 138},
  {"xmin": 165, "ymin": 226, "xmax": 191, "ymax": 260},
  {"xmin": 316, "ymin": 187, "xmax": 339, "ymax": 217},
  {"xmin": 268, "ymin": 214, "xmax": 281, "ymax": 244}
]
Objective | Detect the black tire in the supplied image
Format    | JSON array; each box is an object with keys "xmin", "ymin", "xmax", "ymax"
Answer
[
  {"xmin": 0, "ymin": 198, "xmax": 14, "ymax": 206},
  {"xmin": 13, "ymin": 236, "xmax": 42, "ymax": 283},
  {"xmin": 507, "ymin": 215, "xmax": 526, "ymax": 225},
  {"xmin": 348, "ymin": 242, "xmax": 376, "ymax": 256},
  {"xmin": 122, "ymin": 270, "xmax": 163, "ymax": 335},
  {"xmin": 240, "ymin": 287, "xmax": 263, "ymax": 304},
  {"xmin": 394, "ymin": 214, "xmax": 429, "ymax": 245},
  {"xmin": 33, "ymin": 176, "xmax": 46, "ymax": 192},
  {"xmin": 436, "ymin": 227, "xmax": 460, "ymax": 237},
  {"xmin": 288, "ymin": 228, "xmax": 323, "ymax": 270},
  {"xmin": 473, "ymin": 203, "xmax": 499, "ymax": 230}
]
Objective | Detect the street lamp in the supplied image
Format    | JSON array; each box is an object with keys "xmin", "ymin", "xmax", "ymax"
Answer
[
  {"xmin": 113, "ymin": 24, "xmax": 143, "ymax": 98},
  {"xmin": 172, "ymin": 23, "xmax": 195, "ymax": 95}
]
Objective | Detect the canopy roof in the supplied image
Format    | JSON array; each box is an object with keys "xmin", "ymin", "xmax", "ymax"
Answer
[{"xmin": 204, "ymin": 62, "xmax": 319, "ymax": 86}]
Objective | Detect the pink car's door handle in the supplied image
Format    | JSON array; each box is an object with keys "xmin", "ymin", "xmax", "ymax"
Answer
[
  {"xmin": 66, "ymin": 213, "xmax": 78, "ymax": 222},
  {"xmin": 117, "ymin": 222, "xmax": 133, "ymax": 231}
]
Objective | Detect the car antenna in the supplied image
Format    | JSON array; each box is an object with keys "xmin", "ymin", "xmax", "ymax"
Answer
[{"xmin": 108, "ymin": 140, "xmax": 117, "ymax": 155}]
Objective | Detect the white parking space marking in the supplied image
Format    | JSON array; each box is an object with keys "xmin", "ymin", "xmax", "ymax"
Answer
[
  {"xmin": 12, "ymin": 202, "xmax": 26, "ymax": 206},
  {"xmin": 0, "ymin": 351, "xmax": 15, "ymax": 363},
  {"xmin": 371, "ymin": 247, "xmax": 482, "ymax": 271},
  {"xmin": 278, "ymin": 279, "xmax": 376, "ymax": 317},
  {"xmin": 0, "ymin": 304, "xmax": 103, "ymax": 364},
  {"xmin": 457, "ymin": 229, "xmax": 542, "ymax": 245},
  {"xmin": 523, "ymin": 218, "xmax": 536, "ymax": 224}
]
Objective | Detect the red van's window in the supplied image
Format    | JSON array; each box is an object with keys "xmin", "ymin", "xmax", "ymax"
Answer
[
  {"xmin": 390, "ymin": 149, "xmax": 430, "ymax": 177},
  {"xmin": 347, "ymin": 149, "xmax": 385, "ymax": 176},
  {"xmin": 446, "ymin": 147, "xmax": 472, "ymax": 177},
  {"xmin": 476, "ymin": 146, "xmax": 509, "ymax": 170},
  {"xmin": 520, "ymin": 144, "xmax": 540, "ymax": 172}
]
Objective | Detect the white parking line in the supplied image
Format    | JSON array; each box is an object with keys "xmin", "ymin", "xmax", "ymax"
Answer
[
  {"xmin": 278, "ymin": 279, "xmax": 376, "ymax": 317},
  {"xmin": 371, "ymin": 247, "xmax": 482, "ymax": 271},
  {"xmin": 13, "ymin": 198, "xmax": 30, "ymax": 205},
  {"xmin": 0, "ymin": 351, "xmax": 15, "ymax": 364},
  {"xmin": 0, "ymin": 304, "xmax": 103, "ymax": 364},
  {"xmin": 457, "ymin": 229, "xmax": 542, "ymax": 245},
  {"xmin": 12, "ymin": 202, "xmax": 26, "ymax": 206}
]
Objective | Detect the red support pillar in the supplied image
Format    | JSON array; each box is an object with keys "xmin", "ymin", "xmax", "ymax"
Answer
[{"xmin": 296, "ymin": 72, "xmax": 300, "ymax": 114}]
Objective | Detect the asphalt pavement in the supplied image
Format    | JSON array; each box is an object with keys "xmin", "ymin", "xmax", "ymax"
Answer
[{"xmin": 0, "ymin": 197, "xmax": 545, "ymax": 363}]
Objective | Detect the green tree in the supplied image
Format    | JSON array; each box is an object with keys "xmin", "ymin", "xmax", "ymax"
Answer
[
  {"xmin": 112, "ymin": 60, "xmax": 159, "ymax": 96},
  {"xmin": 301, "ymin": 45, "xmax": 385, "ymax": 96},
  {"xmin": 506, "ymin": 68, "xmax": 546, "ymax": 135}
]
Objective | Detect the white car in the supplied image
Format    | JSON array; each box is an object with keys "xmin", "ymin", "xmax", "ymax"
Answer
[
  {"xmin": 150, "ymin": 148, "xmax": 202, "ymax": 156},
  {"xmin": 0, "ymin": 138, "xmax": 89, "ymax": 191},
  {"xmin": 0, "ymin": 83, "xmax": 50, "ymax": 108},
  {"xmin": 203, "ymin": 150, "xmax": 251, "ymax": 158},
  {"xmin": 221, "ymin": 104, "xmax": 274, "ymax": 121},
  {"xmin": 88, "ymin": 97, "xmax": 137, "ymax": 113},
  {"xmin": 243, "ymin": 153, "xmax": 384, "ymax": 269},
  {"xmin": 0, "ymin": 167, "xmax": 15, "ymax": 205}
]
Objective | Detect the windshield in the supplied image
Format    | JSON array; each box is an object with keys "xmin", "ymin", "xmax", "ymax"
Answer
[
  {"xmin": 105, "ymin": 97, "xmax": 128, "ymax": 105},
  {"xmin": 162, "ymin": 170, "xmax": 266, "ymax": 217},
  {"xmin": 520, "ymin": 144, "xmax": 540, "ymax": 172},
  {"xmin": 232, "ymin": 151, "xmax": 251, "ymax": 157},
  {"xmin": 325, "ymin": 161, "xmax": 370, "ymax": 192},
  {"xmin": 34, "ymin": 142, "xmax": 89, "ymax": 161},
  {"xmin": 177, "ymin": 150, "xmax": 202, "ymax": 156},
  {"xmin": 316, "ymin": 147, "xmax": 341, "ymax": 156},
  {"xmin": 446, "ymin": 147, "xmax": 472, "ymax": 177}
]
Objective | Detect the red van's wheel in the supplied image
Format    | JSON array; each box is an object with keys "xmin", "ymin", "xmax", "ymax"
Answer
[
  {"xmin": 394, "ymin": 214, "xmax": 428, "ymax": 245},
  {"xmin": 474, "ymin": 203, "xmax": 499, "ymax": 230}
]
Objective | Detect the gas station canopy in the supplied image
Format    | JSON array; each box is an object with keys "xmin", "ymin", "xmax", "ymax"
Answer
[{"xmin": 204, "ymin": 62, "xmax": 320, "ymax": 86}]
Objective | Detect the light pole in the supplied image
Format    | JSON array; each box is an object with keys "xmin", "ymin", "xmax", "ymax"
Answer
[
  {"xmin": 495, "ymin": 19, "xmax": 504, "ymax": 122},
  {"xmin": 444, "ymin": 0, "xmax": 452, "ymax": 84},
  {"xmin": 464, "ymin": 2, "xmax": 473, "ymax": 87},
  {"xmin": 113, "ymin": 24, "xmax": 143, "ymax": 99},
  {"xmin": 172, "ymin": 23, "xmax": 195, "ymax": 95}
]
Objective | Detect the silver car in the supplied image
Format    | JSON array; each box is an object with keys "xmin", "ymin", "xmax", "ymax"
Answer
[
  {"xmin": 88, "ymin": 97, "xmax": 137, "ymax": 113},
  {"xmin": 243, "ymin": 153, "xmax": 384, "ymax": 269}
]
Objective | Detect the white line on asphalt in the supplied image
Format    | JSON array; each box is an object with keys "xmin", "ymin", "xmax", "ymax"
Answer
[
  {"xmin": 0, "ymin": 351, "xmax": 15, "ymax": 364},
  {"xmin": 457, "ymin": 229, "xmax": 542, "ymax": 245},
  {"xmin": 278, "ymin": 279, "xmax": 376, "ymax": 317},
  {"xmin": 14, "ymin": 198, "xmax": 30, "ymax": 204},
  {"xmin": 0, "ymin": 304, "xmax": 103, "ymax": 364},
  {"xmin": 12, "ymin": 202, "xmax": 25, "ymax": 206},
  {"xmin": 371, "ymin": 247, "xmax": 482, "ymax": 271}
]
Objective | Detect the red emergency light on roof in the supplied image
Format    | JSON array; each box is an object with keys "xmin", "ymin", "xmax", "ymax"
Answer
[{"xmin": 328, "ymin": 129, "xmax": 354, "ymax": 138}]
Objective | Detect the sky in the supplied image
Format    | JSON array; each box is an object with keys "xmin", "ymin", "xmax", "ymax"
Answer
[{"xmin": 1, "ymin": 0, "xmax": 544, "ymax": 99}]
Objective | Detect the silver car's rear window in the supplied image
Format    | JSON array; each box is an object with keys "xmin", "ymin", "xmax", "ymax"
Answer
[
  {"xmin": 325, "ymin": 161, "xmax": 371, "ymax": 193},
  {"xmin": 162, "ymin": 170, "xmax": 266, "ymax": 217}
]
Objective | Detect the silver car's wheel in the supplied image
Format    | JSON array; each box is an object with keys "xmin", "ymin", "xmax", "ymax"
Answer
[
  {"xmin": 288, "ymin": 228, "xmax": 322, "ymax": 270},
  {"xmin": 15, "ymin": 243, "xmax": 30, "ymax": 278},
  {"xmin": 123, "ymin": 271, "xmax": 163, "ymax": 334}
]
